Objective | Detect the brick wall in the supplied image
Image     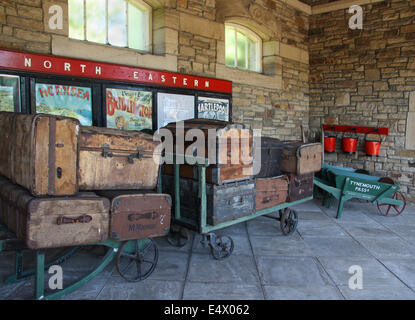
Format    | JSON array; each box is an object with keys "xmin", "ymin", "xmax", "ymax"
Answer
[{"xmin": 309, "ymin": 0, "xmax": 415, "ymax": 200}]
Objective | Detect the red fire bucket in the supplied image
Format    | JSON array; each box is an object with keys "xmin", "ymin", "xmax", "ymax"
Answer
[
  {"xmin": 365, "ymin": 132, "xmax": 382, "ymax": 156},
  {"xmin": 324, "ymin": 136, "xmax": 336, "ymax": 153},
  {"xmin": 343, "ymin": 137, "xmax": 358, "ymax": 154},
  {"xmin": 342, "ymin": 129, "xmax": 358, "ymax": 154}
]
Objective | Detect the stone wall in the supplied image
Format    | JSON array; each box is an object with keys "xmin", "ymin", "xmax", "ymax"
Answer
[
  {"xmin": 309, "ymin": 0, "xmax": 415, "ymax": 200},
  {"xmin": 0, "ymin": 0, "xmax": 311, "ymax": 142}
]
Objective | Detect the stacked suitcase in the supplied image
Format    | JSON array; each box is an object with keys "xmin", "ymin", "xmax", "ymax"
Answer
[
  {"xmin": 0, "ymin": 112, "xmax": 171, "ymax": 249},
  {"xmin": 161, "ymin": 119, "xmax": 256, "ymax": 226}
]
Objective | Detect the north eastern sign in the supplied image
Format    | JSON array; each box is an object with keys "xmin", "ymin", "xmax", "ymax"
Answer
[{"xmin": 0, "ymin": 49, "xmax": 232, "ymax": 94}]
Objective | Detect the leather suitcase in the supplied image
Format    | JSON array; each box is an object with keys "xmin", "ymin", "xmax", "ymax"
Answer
[
  {"xmin": 0, "ymin": 177, "xmax": 110, "ymax": 249},
  {"xmin": 97, "ymin": 191, "xmax": 171, "ymax": 241},
  {"xmin": 287, "ymin": 173, "xmax": 314, "ymax": 202},
  {"xmin": 78, "ymin": 126, "xmax": 162, "ymax": 191},
  {"xmin": 255, "ymin": 137, "xmax": 284, "ymax": 178},
  {"xmin": 162, "ymin": 119, "xmax": 253, "ymax": 185},
  {"xmin": 256, "ymin": 175, "xmax": 289, "ymax": 211},
  {"xmin": 281, "ymin": 142, "xmax": 322, "ymax": 176},
  {"xmin": 0, "ymin": 112, "xmax": 80, "ymax": 196},
  {"xmin": 162, "ymin": 175, "xmax": 255, "ymax": 227}
]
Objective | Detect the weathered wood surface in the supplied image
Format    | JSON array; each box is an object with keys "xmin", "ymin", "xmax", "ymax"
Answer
[
  {"xmin": 256, "ymin": 175, "xmax": 288, "ymax": 211},
  {"xmin": 287, "ymin": 173, "xmax": 314, "ymax": 202},
  {"xmin": 78, "ymin": 126, "xmax": 162, "ymax": 190},
  {"xmin": 0, "ymin": 112, "xmax": 79, "ymax": 196},
  {"xmin": 281, "ymin": 142, "xmax": 322, "ymax": 176},
  {"xmin": 98, "ymin": 191, "xmax": 171, "ymax": 241},
  {"xmin": 0, "ymin": 175, "xmax": 110, "ymax": 249},
  {"xmin": 162, "ymin": 119, "xmax": 253, "ymax": 185}
]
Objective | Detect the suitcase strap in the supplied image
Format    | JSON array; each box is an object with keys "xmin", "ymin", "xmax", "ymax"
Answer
[{"xmin": 57, "ymin": 215, "xmax": 92, "ymax": 225}]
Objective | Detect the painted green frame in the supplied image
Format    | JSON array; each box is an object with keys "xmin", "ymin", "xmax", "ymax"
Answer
[{"xmin": 162, "ymin": 153, "xmax": 313, "ymax": 234}]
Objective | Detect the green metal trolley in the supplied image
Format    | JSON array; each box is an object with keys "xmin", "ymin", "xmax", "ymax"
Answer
[
  {"xmin": 0, "ymin": 225, "xmax": 159, "ymax": 300},
  {"xmin": 161, "ymin": 154, "xmax": 313, "ymax": 260}
]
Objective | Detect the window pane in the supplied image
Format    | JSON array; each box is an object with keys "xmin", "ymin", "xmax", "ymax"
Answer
[
  {"xmin": 106, "ymin": 88, "xmax": 153, "ymax": 131},
  {"xmin": 237, "ymin": 32, "xmax": 247, "ymax": 69},
  {"xmin": 0, "ymin": 75, "xmax": 20, "ymax": 112},
  {"xmin": 86, "ymin": 0, "xmax": 106, "ymax": 44},
  {"xmin": 36, "ymin": 84, "xmax": 93, "ymax": 126},
  {"xmin": 108, "ymin": 0, "xmax": 126, "ymax": 47},
  {"xmin": 225, "ymin": 27, "xmax": 236, "ymax": 67},
  {"xmin": 69, "ymin": 0, "xmax": 85, "ymax": 40},
  {"xmin": 248, "ymin": 39, "xmax": 258, "ymax": 72},
  {"xmin": 128, "ymin": 3, "xmax": 149, "ymax": 51}
]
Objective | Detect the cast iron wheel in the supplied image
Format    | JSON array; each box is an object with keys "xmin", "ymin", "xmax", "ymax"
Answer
[
  {"xmin": 167, "ymin": 225, "xmax": 190, "ymax": 248},
  {"xmin": 116, "ymin": 239, "xmax": 158, "ymax": 283},
  {"xmin": 280, "ymin": 208, "xmax": 298, "ymax": 235},
  {"xmin": 377, "ymin": 191, "xmax": 406, "ymax": 217},
  {"xmin": 210, "ymin": 235, "xmax": 234, "ymax": 260}
]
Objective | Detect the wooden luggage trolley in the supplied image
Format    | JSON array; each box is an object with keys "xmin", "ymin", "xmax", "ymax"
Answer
[{"xmin": 161, "ymin": 153, "xmax": 313, "ymax": 260}]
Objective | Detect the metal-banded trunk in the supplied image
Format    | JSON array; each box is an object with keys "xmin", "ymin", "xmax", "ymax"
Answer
[
  {"xmin": 287, "ymin": 173, "xmax": 314, "ymax": 202},
  {"xmin": 162, "ymin": 175, "xmax": 255, "ymax": 226},
  {"xmin": 78, "ymin": 126, "xmax": 162, "ymax": 191},
  {"xmin": 255, "ymin": 137, "xmax": 284, "ymax": 178},
  {"xmin": 96, "ymin": 191, "xmax": 171, "ymax": 242},
  {"xmin": 0, "ymin": 112, "xmax": 79, "ymax": 196},
  {"xmin": 0, "ymin": 175, "xmax": 109, "ymax": 249},
  {"xmin": 162, "ymin": 119, "xmax": 254, "ymax": 185},
  {"xmin": 280, "ymin": 142, "xmax": 323, "ymax": 176},
  {"xmin": 256, "ymin": 175, "xmax": 289, "ymax": 211}
]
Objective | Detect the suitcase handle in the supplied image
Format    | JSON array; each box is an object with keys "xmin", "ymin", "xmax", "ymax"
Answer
[
  {"xmin": 101, "ymin": 144, "xmax": 144, "ymax": 164},
  {"xmin": 57, "ymin": 215, "xmax": 93, "ymax": 225}
]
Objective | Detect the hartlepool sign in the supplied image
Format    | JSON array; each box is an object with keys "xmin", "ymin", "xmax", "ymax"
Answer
[{"xmin": 0, "ymin": 49, "xmax": 232, "ymax": 94}]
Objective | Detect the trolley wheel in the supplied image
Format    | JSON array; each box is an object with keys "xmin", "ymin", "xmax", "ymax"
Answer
[
  {"xmin": 116, "ymin": 239, "xmax": 158, "ymax": 283},
  {"xmin": 280, "ymin": 208, "xmax": 298, "ymax": 235},
  {"xmin": 167, "ymin": 225, "xmax": 190, "ymax": 248},
  {"xmin": 377, "ymin": 191, "xmax": 406, "ymax": 217},
  {"xmin": 209, "ymin": 235, "xmax": 234, "ymax": 261}
]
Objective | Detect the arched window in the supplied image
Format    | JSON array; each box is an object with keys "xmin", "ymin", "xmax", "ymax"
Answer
[
  {"xmin": 68, "ymin": 0, "xmax": 151, "ymax": 52},
  {"xmin": 225, "ymin": 23, "xmax": 261, "ymax": 73}
]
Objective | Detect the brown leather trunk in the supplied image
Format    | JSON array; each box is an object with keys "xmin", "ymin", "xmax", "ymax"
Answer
[
  {"xmin": 162, "ymin": 119, "xmax": 253, "ymax": 185},
  {"xmin": 0, "ymin": 176, "xmax": 110, "ymax": 249},
  {"xmin": 97, "ymin": 191, "xmax": 171, "ymax": 241},
  {"xmin": 78, "ymin": 126, "xmax": 161, "ymax": 191},
  {"xmin": 287, "ymin": 173, "xmax": 314, "ymax": 202},
  {"xmin": 256, "ymin": 175, "xmax": 289, "ymax": 211},
  {"xmin": 281, "ymin": 142, "xmax": 322, "ymax": 176},
  {"xmin": 0, "ymin": 112, "xmax": 79, "ymax": 196}
]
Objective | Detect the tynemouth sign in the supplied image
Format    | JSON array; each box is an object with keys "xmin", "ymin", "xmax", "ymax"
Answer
[{"xmin": 0, "ymin": 49, "xmax": 232, "ymax": 94}]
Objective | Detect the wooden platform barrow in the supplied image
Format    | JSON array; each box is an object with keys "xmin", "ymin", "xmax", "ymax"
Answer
[{"xmin": 313, "ymin": 164, "xmax": 406, "ymax": 219}]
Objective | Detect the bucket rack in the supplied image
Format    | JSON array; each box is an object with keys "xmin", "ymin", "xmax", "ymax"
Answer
[{"xmin": 321, "ymin": 124, "xmax": 389, "ymax": 158}]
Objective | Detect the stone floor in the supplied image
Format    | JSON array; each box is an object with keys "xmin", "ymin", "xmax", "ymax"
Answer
[{"xmin": 1, "ymin": 198, "xmax": 415, "ymax": 300}]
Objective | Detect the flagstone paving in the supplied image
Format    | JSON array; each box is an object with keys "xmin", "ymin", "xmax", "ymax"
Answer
[{"xmin": 1, "ymin": 198, "xmax": 415, "ymax": 300}]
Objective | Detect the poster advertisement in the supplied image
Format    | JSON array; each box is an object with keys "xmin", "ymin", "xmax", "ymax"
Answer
[
  {"xmin": 157, "ymin": 93, "xmax": 195, "ymax": 129},
  {"xmin": 36, "ymin": 83, "xmax": 92, "ymax": 126},
  {"xmin": 106, "ymin": 88, "xmax": 153, "ymax": 131},
  {"xmin": 0, "ymin": 75, "xmax": 20, "ymax": 112},
  {"xmin": 198, "ymin": 96, "xmax": 230, "ymax": 121},
  {"xmin": 0, "ymin": 86, "xmax": 15, "ymax": 112}
]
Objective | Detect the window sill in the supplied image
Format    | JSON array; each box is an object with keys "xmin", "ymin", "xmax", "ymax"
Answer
[
  {"xmin": 51, "ymin": 36, "xmax": 177, "ymax": 72},
  {"xmin": 216, "ymin": 64, "xmax": 282, "ymax": 90}
]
